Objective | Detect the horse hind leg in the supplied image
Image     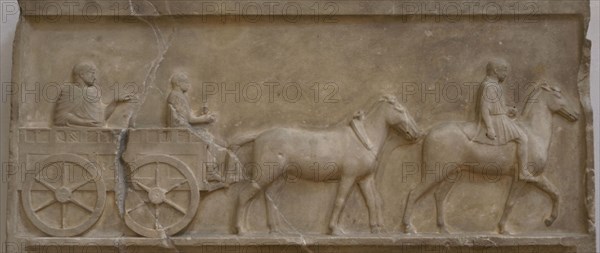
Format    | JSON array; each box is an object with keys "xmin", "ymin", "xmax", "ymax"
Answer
[
  {"xmin": 328, "ymin": 176, "xmax": 356, "ymax": 235},
  {"xmin": 434, "ymin": 179, "xmax": 456, "ymax": 234},
  {"xmin": 402, "ymin": 177, "xmax": 442, "ymax": 234},
  {"xmin": 234, "ymin": 181, "xmax": 262, "ymax": 235},
  {"xmin": 264, "ymin": 176, "xmax": 286, "ymax": 234}
]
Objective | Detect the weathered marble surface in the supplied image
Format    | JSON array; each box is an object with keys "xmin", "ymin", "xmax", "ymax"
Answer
[{"xmin": 4, "ymin": 0, "xmax": 595, "ymax": 252}]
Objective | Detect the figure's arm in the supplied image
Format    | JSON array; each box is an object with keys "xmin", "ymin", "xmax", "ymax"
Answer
[
  {"xmin": 189, "ymin": 113, "xmax": 216, "ymax": 124},
  {"xmin": 481, "ymin": 85, "xmax": 496, "ymax": 140},
  {"xmin": 106, "ymin": 93, "xmax": 137, "ymax": 120},
  {"xmin": 65, "ymin": 113, "xmax": 102, "ymax": 127},
  {"xmin": 104, "ymin": 102, "xmax": 116, "ymax": 121}
]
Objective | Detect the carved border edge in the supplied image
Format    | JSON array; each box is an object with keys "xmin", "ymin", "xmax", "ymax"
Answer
[
  {"xmin": 579, "ymin": 27, "xmax": 596, "ymax": 253},
  {"xmin": 5, "ymin": 0, "xmax": 596, "ymax": 252},
  {"xmin": 7, "ymin": 14, "xmax": 25, "ymax": 252},
  {"xmin": 575, "ymin": 2, "xmax": 596, "ymax": 251},
  {"xmin": 15, "ymin": 0, "xmax": 591, "ymax": 17}
]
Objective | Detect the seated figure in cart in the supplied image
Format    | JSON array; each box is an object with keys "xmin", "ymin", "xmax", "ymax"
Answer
[{"xmin": 54, "ymin": 61, "xmax": 136, "ymax": 127}]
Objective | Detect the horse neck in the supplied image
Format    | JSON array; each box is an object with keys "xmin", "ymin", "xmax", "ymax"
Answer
[
  {"xmin": 522, "ymin": 94, "xmax": 553, "ymax": 148},
  {"xmin": 363, "ymin": 103, "xmax": 389, "ymax": 154}
]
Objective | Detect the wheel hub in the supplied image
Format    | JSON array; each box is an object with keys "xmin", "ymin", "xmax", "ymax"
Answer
[
  {"xmin": 55, "ymin": 187, "xmax": 72, "ymax": 203},
  {"xmin": 148, "ymin": 187, "xmax": 166, "ymax": 205}
]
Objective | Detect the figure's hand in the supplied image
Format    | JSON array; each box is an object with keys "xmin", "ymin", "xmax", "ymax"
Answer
[
  {"xmin": 507, "ymin": 107, "xmax": 518, "ymax": 118},
  {"xmin": 85, "ymin": 120, "xmax": 102, "ymax": 127},
  {"xmin": 204, "ymin": 112, "xmax": 217, "ymax": 123},
  {"xmin": 121, "ymin": 93, "xmax": 138, "ymax": 102},
  {"xmin": 70, "ymin": 120, "xmax": 101, "ymax": 127},
  {"xmin": 486, "ymin": 129, "xmax": 496, "ymax": 140}
]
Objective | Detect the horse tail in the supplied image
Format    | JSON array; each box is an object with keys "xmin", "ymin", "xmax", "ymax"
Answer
[{"xmin": 229, "ymin": 132, "xmax": 261, "ymax": 151}]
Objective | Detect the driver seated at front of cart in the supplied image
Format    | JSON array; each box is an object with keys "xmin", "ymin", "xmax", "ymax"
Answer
[{"xmin": 167, "ymin": 71, "xmax": 230, "ymax": 183}]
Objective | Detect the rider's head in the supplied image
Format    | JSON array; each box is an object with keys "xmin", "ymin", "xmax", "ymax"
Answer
[
  {"xmin": 486, "ymin": 58, "xmax": 509, "ymax": 82},
  {"xmin": 171, "ymin": 71, "xmax": 191, "ymax": 92}
]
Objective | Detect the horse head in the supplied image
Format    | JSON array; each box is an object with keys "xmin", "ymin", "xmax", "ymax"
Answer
[
  {"xmin": 525, "ymin": 82, "xmax": 579, "ymax": 122},
  {"xmin": 378, "ymin": 95, "xmax": 422, "ymax": 141}
]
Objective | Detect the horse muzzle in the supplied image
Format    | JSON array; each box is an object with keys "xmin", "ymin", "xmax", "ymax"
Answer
[
  {"xmin": 395, "ymin": 124, "xmax": 421, "ymax": 142},
  {"xmin": 557, "ymin": 107, "xmax": 579, "ymax": 122}
]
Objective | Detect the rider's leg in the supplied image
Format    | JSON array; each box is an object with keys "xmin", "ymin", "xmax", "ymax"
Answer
[{"xmin": 515, "ymin": 135, "xmax": 534, "ymax": 181}]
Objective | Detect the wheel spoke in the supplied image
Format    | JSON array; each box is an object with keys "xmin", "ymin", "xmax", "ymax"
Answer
[
  {"xmin": 70, "ymin": 198, "xmax": 94, "ymax": 213},
  {"xmin": 155, "ymin": 162, "xmax": 160, "ymax": 188},
  {"xmin": 164, "ymin": 199, "xmax": 186, "ymax": 215},
  {"xmin": 126, "ymin": 201, "xmax": 147, "ymax": 214},
  {"xmin": 35, "ymin": 177, "xmax": 57, "ymax": 192},
  {"xmin": 165, "ymin": 179, "xmax": 188, "ymax": 193},
  {"xmin": 67, "ymin": 178, "xmax": 92, "ymax": 192},
  {"xmin": 33, "ymin": 199, "xmax": 57, "ymax": 212},
  {"xmin": 61, "ymin": 162, "xmax": 67, "ymax": 187},
  {"xmin": 154, "ymin": 204, "xmax": 160, "ymax": 229},
  {"xmin": 134, "ymin": 181, "xmax": 152, "ymax": 193},
  {"xmin": 61, "ymin": 203, "xmax": 66, "ymax": 229}
]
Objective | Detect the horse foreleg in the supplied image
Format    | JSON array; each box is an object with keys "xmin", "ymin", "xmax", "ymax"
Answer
[
  {"xmin": 498, "ymin": 179, "xmax": 527, "ymax": 234},
  {"xmin": 373, "ymin": 179, "xmax": 384, "ymax": 229},
  {"xmin": 530, "ymin": 175, "xmax": 560, "ymax": 226},
  {"xmin": 235, "ymin": 181, "xmax": 262, "ymax": 235},
  {"xmin": 434, "ymin": 179, "xmax": 456, "ymax": 234},
  {"xmin": 358, "ymin": 174, "xmax": 383, "ymax": 233},
  {"xmin": 264, "ymin": 177, "xmax": 286, "ymax": 234},
  {"xmin": 328, "ymin": 177, "xmax": 356, "ymax": 235}
]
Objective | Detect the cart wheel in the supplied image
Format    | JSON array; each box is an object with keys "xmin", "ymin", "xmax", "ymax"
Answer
[
  {"xmin": 124, "ymin": 155, "xmax": 200, "ymax": 238},
  {"xmin": 22, "ymin": 154, "xmax": 106, "ymax": 237}
]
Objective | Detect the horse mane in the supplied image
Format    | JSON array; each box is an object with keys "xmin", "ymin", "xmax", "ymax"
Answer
[
  {"xmin": 521, "ymin": 85, "xmax": 545, "ymax": 117},
  {"xmin": 311, "ymin": 94, "xmax": 399, "ymax": 128},
  {"xmin": 360, "ymin": 94, "xmax": 400, "ymax": 118}
]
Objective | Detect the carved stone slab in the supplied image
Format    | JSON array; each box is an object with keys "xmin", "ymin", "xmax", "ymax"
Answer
[{"xmin": 4, "ymin": 0, "xmax": 595, "ymax": 252}]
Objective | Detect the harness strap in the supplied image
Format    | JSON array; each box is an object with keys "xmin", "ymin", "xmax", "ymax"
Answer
[{"xmin": 350, "ymin": 118, "xmax": 374, "ymax": 150}]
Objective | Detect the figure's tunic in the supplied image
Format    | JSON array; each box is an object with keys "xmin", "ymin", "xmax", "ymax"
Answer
[
  {"xmin": 54, "ymin": 84, "xmax": 104, "ymax": 126},
  {"xmin": 167, "ymin": 90, "xmax": 191, "ymax": 127},
  {"xmin": 472, "ymin": 78, "xmax": 524, "ymax": 145}
]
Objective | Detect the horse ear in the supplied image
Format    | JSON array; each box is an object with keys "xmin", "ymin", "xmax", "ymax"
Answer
[
  {"xmin": 381, "ymin": 94, "xmax": 397, "ymax": 104},
  {"xmin": 539, "ymin": 82, "xmax": 552, "ymax": 91}
]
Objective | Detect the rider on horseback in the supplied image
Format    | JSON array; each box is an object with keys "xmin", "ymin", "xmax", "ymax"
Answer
[{"xmin": 472, "ymin": 59, "xmax": 535, "ymax": 182}]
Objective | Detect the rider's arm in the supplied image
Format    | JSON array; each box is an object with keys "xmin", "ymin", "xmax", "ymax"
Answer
[{"xmin": 481, "ymin": 84, "xmax": 495, "ymax": 138}]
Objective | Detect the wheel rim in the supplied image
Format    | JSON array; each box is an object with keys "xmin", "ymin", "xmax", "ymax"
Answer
[
  {"xmin": 124, "ymin": 155, "xmax": 200, "ymax": 238},
  {"xmin": 22, "ymin": 154, "xmax": 106, "ymax": 237}
]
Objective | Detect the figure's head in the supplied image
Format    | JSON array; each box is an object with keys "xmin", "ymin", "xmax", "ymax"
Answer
[
  {"xmin": 72, "ymin": 61, "xmax": 97, "ymax": 86},
  {"xmin": 171, "ymin": 71, "xmax": 191, "ymax": 92},
  {"xmin": 486, "ymin": 58, "xmax": 509, "ymax": 82},
  {"xmin": 379, "ymin": 95, "xmax": 421, "ymax": 141}
]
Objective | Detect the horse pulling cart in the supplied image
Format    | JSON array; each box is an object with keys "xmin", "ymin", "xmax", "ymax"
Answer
[{"xmin": 18, "ymin": 127, "xmax": 227, "ymax": 238}]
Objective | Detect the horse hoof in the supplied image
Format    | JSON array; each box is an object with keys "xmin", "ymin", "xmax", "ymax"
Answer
[
  {"xmin": 498, "ymin": 226, "xmax": 511, "ymax": 235},
  {"xmin": 233, "ymin": 226, "xmax": 246, "ymax": 235},
  {"xmin": 438, "ymin": 226, "xmax": 449, "ymax": 234},
  {"xmin": 371, "ymin": 225, "xmax": 383, "ymax": 234},
  {"xmin": 329, "ymin": 227, "xmax": 344, "ymax": 236},
  {"xmin": 404, "ymin": 224, "xmax": 416, "ymax": 234},
  {"xmin": 544, "ymin": 217, "xmax": 556, "ymax": 227},
  {"xmin": 269, "ymin": 228, "xmax": 282, "ymax": 234}
]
